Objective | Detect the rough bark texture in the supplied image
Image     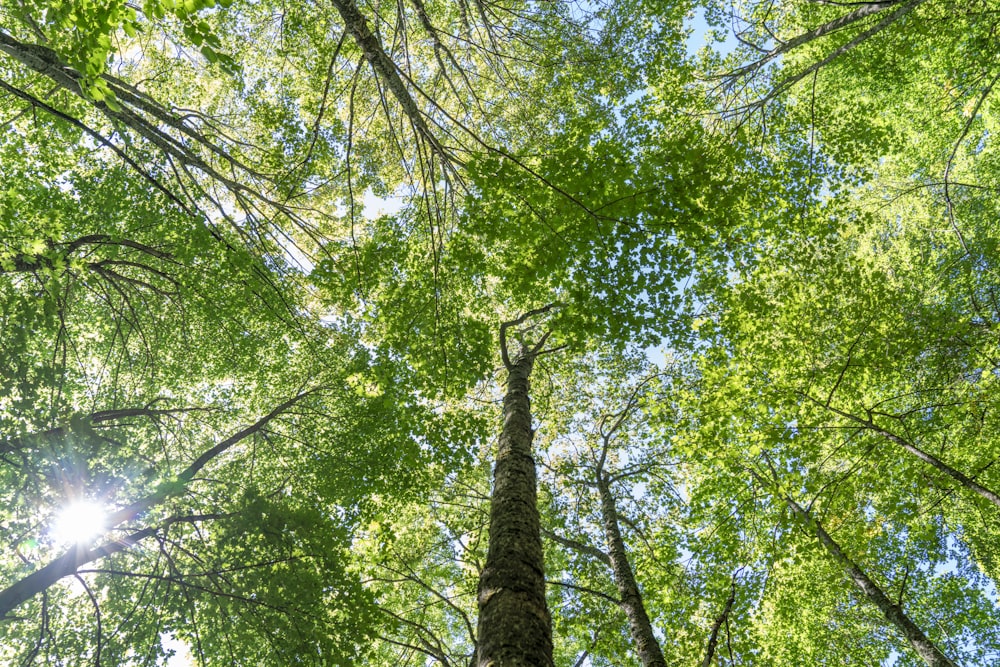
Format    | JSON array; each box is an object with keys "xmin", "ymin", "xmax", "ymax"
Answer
[
  {"xmin": 596, "ymin": 474, "xmax": 667, "ymax": 667},
  {"xmin": 785, "ymin": 498, "xmax": 959, "ymax": 667},
  {"xmin": 477, "ymin": 353, "xmax": 553, "ymax": 667}
]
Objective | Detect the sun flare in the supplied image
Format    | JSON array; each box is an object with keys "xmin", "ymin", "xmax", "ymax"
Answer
[{"xmin": 50, "ymin": 500, "xmax": 109, "ymax": 546}]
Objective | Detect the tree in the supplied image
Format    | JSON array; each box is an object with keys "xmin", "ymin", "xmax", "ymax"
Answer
[
  {"xmin": 752, "ymin": 462, "xmax": 959, "ymax": 667},
  {"xmin": 0, "ymin": 1, "xmax": 720, "ymax": 663},
  {"xmin": 2, "ymin": 0, "xmax": 1000, "ymax": 664},
  {"xmin": 475, "ymin": 308, "xmax": 560, "ymax": 667},
  {"xmin": 682, "ymin": 0, "xmax": 1000, "ymax": 660}
]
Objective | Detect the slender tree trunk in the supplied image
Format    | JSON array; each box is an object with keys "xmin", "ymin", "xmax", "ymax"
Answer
[
  {"xmin": 891, "ymin": 435, "xmax": 1000, "ymax": 508},
  {"xmin": 330, "ymin": 0, "xmax": 447, "ymax": 160},
  {"xmin": 0, "ymin": 525, "xmax": 159, "ymax": 619},
  {"xmin": 595, "ymin": 473, "xmax": 667, "ymax": 667},
  {"xmin": 783, "ymin": 495, "xmax": 959, "ymax": 667},
  {"xmin": 701, "ymin": 580, "xmax": 736, "ymax": 667},
  {"xmin": 729, "ymin": 0, "xmax": 914, "ymax": 79},
  {"xmin": 477, "ymin": 351, "xmax": 552, "ymax": 666}
]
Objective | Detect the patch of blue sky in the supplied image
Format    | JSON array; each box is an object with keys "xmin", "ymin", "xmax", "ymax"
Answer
[{"xmin": 685, "ymin": 6, "xmax": 740, "ymax": 59}]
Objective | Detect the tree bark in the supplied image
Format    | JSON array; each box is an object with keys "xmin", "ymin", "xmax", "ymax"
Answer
[
  {"xmin": 782, "ymin": 494, "xmax": 959, "ymax": 667},
  {"xmin": 748, "ymin": 0, "xmax": 924, "ymax": 110},
  {"xmin": 477, "ymin": 351, "xmax": 552, "ymax": 667},
  {"xmin": 329, "ymin": 0, "xmax": 448, "ymax": 161},
  {"xmin": 595, "ymin": 473, "xmax": 667, "ymax": 667},
  {"xmin": 0, "ymin": 527, "xmax": 158, "ymax": 619},
  {"xmin": 728, "ymin": 0, "xmax": 912, "ymax": 79}
]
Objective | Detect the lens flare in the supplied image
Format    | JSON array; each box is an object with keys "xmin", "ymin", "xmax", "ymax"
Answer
[{"xmin": 50, "ymin": 500, "xmax": 109, "ymax": 545}]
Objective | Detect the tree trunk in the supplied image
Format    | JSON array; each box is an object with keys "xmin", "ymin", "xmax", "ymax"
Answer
[
  {"xmin": 476, "ymin": 352, "xmax": 552, "ymax": 666},
  {"xmin": 596, "ymin": 474, "xmax": 667, "ymax": 667},
  {"xmin": 784, "ymin": 496, "xmax": 959, "ymax": 667},
  {"xmin": 330, "ymin": 0, "xmax": 446, "ymax": 159},
  {"xmin": 0, "ymin": 525, "xmax": 166, "ymax": 619},
  {"xmin": 700, "ymin": 580, "xmax": 736, "ymax": 667}
]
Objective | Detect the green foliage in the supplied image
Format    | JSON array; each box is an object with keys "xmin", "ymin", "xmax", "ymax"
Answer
[
  {"xmin": 11, "ymin": 0, "xmax": 236, "ymax": 104},
  {"xmin": 0, "ymin": 0, "xmax": 999, "ymax": 664}
]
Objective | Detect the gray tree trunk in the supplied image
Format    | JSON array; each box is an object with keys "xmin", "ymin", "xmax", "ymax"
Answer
[
  {"xmin": 823, "ymin": 404, "xmax": 1000, "ymax": 510},
  {"xmin": 785, "ymin": 496, "xmax": 959, "ymax": 667},
  {"xmin": 596, "ymin": 473, "xmax": 667, "ymax": 667},
  {"xmin": 476, "ymin": 351, "xmax": 552, "ymax": 666}
]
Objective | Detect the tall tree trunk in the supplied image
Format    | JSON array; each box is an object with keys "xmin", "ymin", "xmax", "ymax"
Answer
[
  {"xmin": 330, "ymin": 0, "xmax": 447, "ymax": 160},
  {"xmin": 477, "ymin": 350, "xmax": 552, "ymax": 667},
  {"xmin": 781, "ymin": 493, "xmax": 959, "ymax": 667},
  {"xmin": 595, "ymin": 473, "xmax": 667, "ymax": 667}
]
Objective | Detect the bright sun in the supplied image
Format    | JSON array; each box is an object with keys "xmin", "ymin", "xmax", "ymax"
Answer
[{"xmin": 50, "ymin": 500, "xmax": 109, "ymax": 546}]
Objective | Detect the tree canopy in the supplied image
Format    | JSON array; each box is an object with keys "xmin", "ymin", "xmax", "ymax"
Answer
[{"xmin": 0, "ymin": 0, "xmax": 998, "ymax": 665}]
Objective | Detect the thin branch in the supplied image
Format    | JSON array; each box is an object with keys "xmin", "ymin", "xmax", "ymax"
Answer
[
  {"xmin": 546, "ymin": 579, "xmax": 620, "ymax": 605},
  {"xmin": 942, "ymin": 69, "xmax": 1000, "ymax": 256},
  {"xmin": 498, "ymin": 303, "xmax": 559, "ymax": 369},
  {"xmin": 541, "ymin": 528, "xmax": 612, "ymax": 567},
  {"xmin": 701, "ymin": 578, "xmax": 737, "ymax": 667}
]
